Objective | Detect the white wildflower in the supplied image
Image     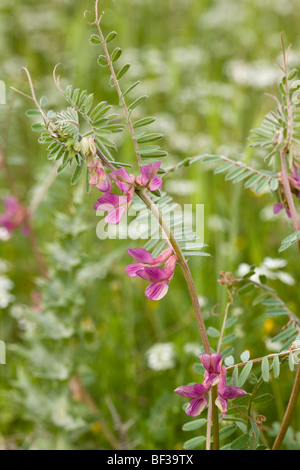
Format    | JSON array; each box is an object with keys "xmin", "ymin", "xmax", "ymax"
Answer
[
  {"xmin": 262, "ymin": 257, "xmax": 287, "ymax": 270},
  {"xmin": 236, "ymin": 258, "xmax": 295, "ymax": 286},
  {"xmin": 0, "ymin": 227, "xmax": 10, "ymax": 241},
  {"xmin": 145, "ymin": 342, "xmax": 176, "ymax": 371}
]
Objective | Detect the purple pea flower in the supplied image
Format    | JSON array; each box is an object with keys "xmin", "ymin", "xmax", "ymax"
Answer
[
  {"xmin": 174, "ymin": 382, "xmax": 210, "ymax": 417},
  {"xmin": 174, "ymin": 353, "xmax": 247, "ymax": 420},
  {"xmin": 273, "ymin": 202, "xmax": 291, "ymax": 219},
  {"xmin": 0, "ymin": 197, "xmax": 29, "ymax": 238},
  {"xmin": 93, "ymin": 161, "xmax": 164, "ymax": 226},
  {"xmin": 108, "ymin": 167, "xmax": 135, "ymax": 193},
  {"xmin": 93, "ymin": 167, "xmax": 136, "ymax": 224},
  {"xmin": 94, "ymin": 186, "xmax": 134, "ymax": 225},
  {"xmin": 82, "ymin": 137, "xmax": 111, "ymax": 192},
  {"xmin": 200, "ymin": 353, "xmax": 223, "ymax": 386},
  {"xmin": 125, "ymin": 247, "xmax": 174, "ymax": 277},
  {"xmin": 215, "ymin": 366, "xmax": 247, "ymax": 418},
  {"xmin": 135, "ymin": 255, "xmax": 177, "ymax": 301},
  {"xmin": 88, "ymin": 158, "xmax": 112, "ymax": 193},
  {"xmin": 135, "ymin": 161, "xmax": 162, "ymax": 191}
]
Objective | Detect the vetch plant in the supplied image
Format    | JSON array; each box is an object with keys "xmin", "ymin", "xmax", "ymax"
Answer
[{"xmin": 5, "ymin": 1, "xmax": 300, "ymax": 450}]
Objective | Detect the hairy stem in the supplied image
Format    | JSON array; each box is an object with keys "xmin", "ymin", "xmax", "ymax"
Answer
[
  {"xmin": 217, "ymin": 287, "xmax": 235, "ymax": 354},
  {"xmin": 29, "ymin": 163, "xmax": 60, "ymax": 214},
  {"xmin": 87, "ymin": 2, "xmax": 141, "ymax": 165},
  {"xmin": 136, "ymin": 188, "xmax": 211, "ymax": 353},
  {"xmin": 26, "ymin": 222, "xmax": 49, "ymax": 279}
]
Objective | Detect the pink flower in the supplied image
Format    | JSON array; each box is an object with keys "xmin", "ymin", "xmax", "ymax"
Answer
[
  {"xmin": 135, "ymin": 255, "xmax": 177, "ymax": 301},
  {"xmin": 200, "ymin": 353, "xmax": 223, "ymax": 386},
  {"xmin": 0, "ymin": 197, "xmax": 29, "ymax": 238},
  {"xmin": 125, "ymin": 247, "xmax": 174, "ymax": 277},
  {"xmin": 93, "ymin": 161, "xmax": 164, "ymax": 227},
  {"xmin": 135, "ymin": 161, "xmax": 162, "ymax": 191},
  {"xmin": 174, "ymin": 382, "xmax": 210, "ymax": 417},
  {"xmin": 174, "ymin": 354, "xmax": 247, "ymax": 419},
  {"xmin": 94, "ymin": 187, "xmax": 134, "ymax": 225},
  {"xmin": 215, "ymin": 366, "xmax": 247, "ymax": 418},
  {"xmin": 93, "ymin": 166, "xmax": 135, "ymax": 224},
  {"xmin": 93, "ymin": 160, "xmax": 164, "ymax": 227},
  {"xmin": 273, "ymin": 202, "xmax": 291, "ymax": 218},
  {"xmin": 88, "ymin": 158, "xmax": 112, "ymax": 193},
  {"xmin": 108, "ymin": 167, "xmax": 135, "ymax": 193}
]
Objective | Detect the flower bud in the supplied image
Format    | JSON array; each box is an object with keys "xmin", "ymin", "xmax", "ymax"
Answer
[
  {"xmin": 81, "ymin": 137, "xmax": 91, "ymax": 157},
  {"xmin": 89, "ymin": 137, "xmax": 97, "ymax": 157}
]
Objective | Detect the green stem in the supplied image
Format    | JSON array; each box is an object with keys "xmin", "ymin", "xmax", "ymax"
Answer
[
  {"xmin": 211, "ymin": 386, "xmax": 220, "ymax": 450},
  {"xmin": 91, "ymin": 4, "xmax": 141, "ymax": 165},
  {"xmin": 206, "ymin": 391, "xmax": 212, "ymax": 450}
]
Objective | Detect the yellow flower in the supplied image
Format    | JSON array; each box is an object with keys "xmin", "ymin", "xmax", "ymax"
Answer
[
  {"xmin": 264, "ymin": 318, "xmax": 275, "ymax": 334},
  {"xmin": 90, "ymin": 421, "xmax": 102, "ymax": 435}
]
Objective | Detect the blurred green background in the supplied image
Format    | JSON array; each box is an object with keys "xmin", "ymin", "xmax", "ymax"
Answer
[{"xmin": 0, "ymin": 0, "xmax": 299, "ymax": 450}]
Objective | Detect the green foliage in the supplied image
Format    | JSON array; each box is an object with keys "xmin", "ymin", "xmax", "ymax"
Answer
[
  {"xmin": 8, "ymin": 199, "xmax": 100, "ymax": 440},
  {"xmin": 279, "ymin": 231, "xmax": 300, "ymax": 252},
  {"xmin": 190, "ymin": 154, "xmax": 279, "ymax": 194},
  {"xmin": 249, "ymin": 70, "xmax": 300, "ymax": 169}
]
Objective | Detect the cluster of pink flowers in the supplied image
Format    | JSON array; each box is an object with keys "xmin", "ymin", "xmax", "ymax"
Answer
[
  {"xmin": 175, "ymin": 353, "xmax": 247, "ymax": 418},
  {"xmin": 83, "ymin": 136, "xmax": 162, "ymax": 226},
  {"xmin": 93, "ymin": 161, "xmax": 162, "ymax": 225},
  {"xmin": 273, "ymin": 165, "xmax": 300, "ymax": 218},
  {"xmin": 125, "ymin": 247, "xmax": 177, "ymax": 301},
  {"xmin": 0, "ymin": 197, "xmax": 29, "ymax": 239}
]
